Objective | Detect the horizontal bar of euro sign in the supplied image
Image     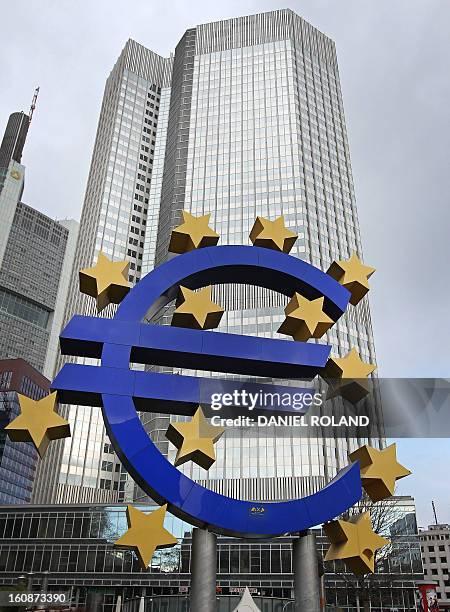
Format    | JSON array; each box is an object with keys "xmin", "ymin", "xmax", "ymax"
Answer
[
  {"xmin": 59, "ymin": 315, "xmax": 331, "ymax": 379},
  {"xmin": 52, "ymin": 363, "xmax": 322, "ymax": 417}
]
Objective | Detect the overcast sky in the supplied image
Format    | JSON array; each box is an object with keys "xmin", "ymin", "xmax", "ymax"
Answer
[{"xmin": 1, "ymin": 0, "xmax": 449, "ymax": 526}]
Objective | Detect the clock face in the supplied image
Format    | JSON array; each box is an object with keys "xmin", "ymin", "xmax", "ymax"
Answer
[{"xmin": 10, "ymin": 169, "xmax": 21, "ymax": 180}]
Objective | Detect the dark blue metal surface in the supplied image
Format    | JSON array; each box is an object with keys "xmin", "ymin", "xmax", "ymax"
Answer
[
  {"xmin": 101, "ymin": 392, "xmax": 362, "ymax": 537},
  {"xmin": 53, "ymin": 244, "xmax": 360, "ymax": 537},
  {"xmin": 59, "ymin": 315, "xmax": 331, "ymax": 378},
  {"xmin": 110, "ymin": 245, "xmax": 350, "ymax": 323},
  {"xmin": 52, "ymin": 363, "xmax": 316, "ymax": 417}
]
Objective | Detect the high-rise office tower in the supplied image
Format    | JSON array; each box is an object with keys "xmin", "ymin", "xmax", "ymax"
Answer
[
  {"xmin": 0, "ymin": 102, "xmax": 79, "ymax": 379},
  {"xmin": 0, "ymin": 89, "xmax": 37, "ymax": 194},
  {"xmin": 33, "ymin": 41, "xmax": 173, "ymax": 504},
  {"xmin": 36, "ymin": 10, "xmax": 382, "ymax": 506},
  {"xmin": 144, "ymin": 9, "xmax": 382, "ymax": 502},
  {"xmin": 0, "ymin": 112, "xmax": 30, "ymax": 171}
]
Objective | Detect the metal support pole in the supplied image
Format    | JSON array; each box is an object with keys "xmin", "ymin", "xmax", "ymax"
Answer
[
  {"xmin": 190, "ymin": 528, "xmax": 217, "ymax": 612},
  {"xmin": 293, "ymin": 531, "xmax": 321, "ymax": 612},
  {"xmin": 26, "ymin": 572, "xmax": 34, "ymax": 592},
  {"xmin": 86, "ymin": 591, "xmax": 102, "ymax": 612},
  {"xmin": 37, "ymin": 572, "xmax": 49, "ymax": 610},
  {"xmin": 41, "ymin": 571, "xmax": 49, "ymax": 593}
]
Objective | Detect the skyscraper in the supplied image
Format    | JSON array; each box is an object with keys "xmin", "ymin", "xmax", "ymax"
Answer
[
  {"xmin": 0, "ymin": 112, "xmax": 29, "ymax": 178},
  {"xmin": 0, "ymin": 88, "xmax": 37, "ymax": 194},
  {"xmin": 36, "ymin": 10, "xmax": 382, "ymax": 508},
  {"xmin": 33, "ymin": 41, "xmax": 173, "ymax": 504},
  {"xmin": 0, "ymin": 102, "xmax": 79, "ymax": 379},
  {"xmin": 145, "ymin": 9, "xmax": 382, "ymax": 502}
]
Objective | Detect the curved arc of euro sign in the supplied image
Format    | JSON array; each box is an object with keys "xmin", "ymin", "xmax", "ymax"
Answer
[
  {"xmin": 54, "ymin": 245, "xmax": 362, "ymax": 537},
  {"xmin": 112, "ymin": 245, "xmax": 350, "ymax": 323}
]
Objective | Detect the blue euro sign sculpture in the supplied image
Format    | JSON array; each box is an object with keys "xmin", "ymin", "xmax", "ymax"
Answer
[{"xmin": 52, "ymin": 245, "xmax": 362, "ymax": 537}]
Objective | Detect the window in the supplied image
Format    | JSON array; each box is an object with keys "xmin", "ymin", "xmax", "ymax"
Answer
[{"xmin": 0, "ymin": 288, "xmax": 50, "ymax": 329}]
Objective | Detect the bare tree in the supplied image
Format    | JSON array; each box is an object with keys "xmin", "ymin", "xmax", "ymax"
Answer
[{"xmin": 324, "ymin": 494, "xmax": 412, "ymax": 612}]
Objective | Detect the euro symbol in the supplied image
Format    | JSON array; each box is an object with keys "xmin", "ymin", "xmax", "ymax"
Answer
[{"xmin": 52, "ymin": 245, "xmax": 362, "ymax": 537}]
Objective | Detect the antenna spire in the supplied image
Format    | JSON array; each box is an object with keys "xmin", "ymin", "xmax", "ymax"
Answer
[
  {"xmin": 432, "ymin": 500, "xmax": 438, "ymax": 525},
  {"xmin": 29, "ymin": 87, "xmax": 39, "ymax": 123}
]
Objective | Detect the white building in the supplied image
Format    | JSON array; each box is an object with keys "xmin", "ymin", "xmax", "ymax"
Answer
[{"xmin": 420, "ymin": 524, "xmax": 450, "ymax": 606}]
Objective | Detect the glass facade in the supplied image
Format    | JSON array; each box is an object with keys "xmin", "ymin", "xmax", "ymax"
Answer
[
  {"xmin": 0, "ymin": 104, "xmax": 78, "ymax": 380},
  {"xmin": 0, "ymin": 360, "xmax": 48, "ymax": 504},
  {"xmin": 0, "ymin": 287, "xmax": 50, "ymax": 329},
  {"xmin": 142, "ymin": 87, "xmax": 171, "ymax": 276},
  {"xmin": 0, "ymin": 498, "xmax": 422, "ymax": 611},
  {"xmin": 33, "ymin": 42, "xmax": 173, "ymax": 505},
  {"xmin": 0, "ymin": 200, "xmax": 71, "ymax": 373},
  {"xmin": 146, "ymin": 9, "xmax": 382, "ymax": 502},
  {"xmin": 38, "ymin": 7, "xmax": 381, "ymax": 513},
  {"xmin": 0, "ymin": 391, "xmax": 38, "ymax": 504}
]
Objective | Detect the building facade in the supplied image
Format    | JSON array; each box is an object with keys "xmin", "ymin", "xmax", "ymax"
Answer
[
  {"xmin": 36, "ymin": 8, "xmax": 383, "ymax": 508},
  {"xmin": 0, "ymin": 359, "xmax": 50, "ymax": 504},
  {"xmin": 419, "ymin": 524, "xmax": 450, "ymax": 607},
  {"xmin": 0, "ymin": 111, "xmax": 29, "ymax": 188},
  {"xmin": 0, "ymin": 106, "xmax": 79, "ymax": 379},
  {"xmin": 0, "ymin": 11, "xmax": 421, "ymax": 612},
  {"xmin": 0, "ymin": 109, "xmax": 30, "ymax": 259},
  {"xmin": 0, "ymin": 497, "xmax": 422, "ymax": 611},
  {"xmin": 0, "ymin": 202, "xmax": 73, "ymax": 373},
  {"xmin": 32, "ymin": 40, "xmax": 173, "ymax": 505},
  {"xmin": 143, "ymin": 9, "xmax": 383, "ymax": 501}
]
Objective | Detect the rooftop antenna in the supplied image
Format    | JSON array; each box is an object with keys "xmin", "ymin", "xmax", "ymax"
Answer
[
  {"xmin": 29, "ymin": 87, "xmax": 39, "ymax": 124},
  {"xmin": 432, "ymin": 500, "xmax": 438, "ymax": 526}
]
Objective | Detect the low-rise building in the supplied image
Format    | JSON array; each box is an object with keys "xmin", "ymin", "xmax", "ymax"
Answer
[
  {"xmin": 0, "ymin": 497, "xmax": 423, "ymax": 610},
  {"xmin": 419, "ymin": 523, "xmax": 450, "ymax": 608}
]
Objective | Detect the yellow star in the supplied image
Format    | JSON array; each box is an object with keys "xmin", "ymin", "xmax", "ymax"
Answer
[
  {"xmin": 327, "ymin": 252, "xmax": 375, "ymax": 306},
  {"xmin": 171, "ymin": 286, "xmax": 224, "ymax": 330},
  {"xmin": 168, "ymin": 211, "xmax": 219, "ymax": 253},
  {"xmin": 349, "ymin": 444, "xmax": 411, "ymax": 502},
  {"xmin": 79, "ymin": 251, "xmax": 130, "ymax": 312},
  {"xmin": 324, "ymin": 347, "xmax": 376, "ymax": 404},
  {"xmin": 165, "ymin": 407, "xmax": 225, "ymax": 470},
  {"xmin": 114, "ymin": 505, "xmax": 177, "ymax": 569},
  {"xmin": 277, "ymin": 294, "xmax": 334, "ymax": 341},
  {"xmin": 5, "ymin": 392, "xmax": 70, "ymax": 458},
  {"xmin": 324, "ymin": 512, "xmax": 390, "ymax": 575},
  {"xmin": 249, "ymin": 216, "xmax": 298, "ymax": 253}
]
